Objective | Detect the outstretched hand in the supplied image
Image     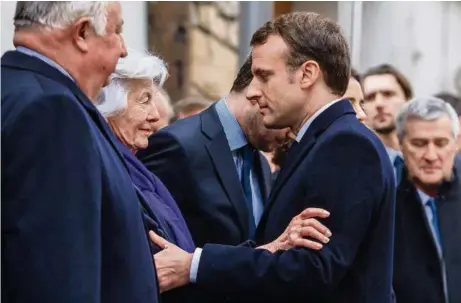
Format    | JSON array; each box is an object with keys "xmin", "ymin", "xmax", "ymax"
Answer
[{"xmin": 149, "ymin": 231, "xmax": 193, "ymax": 293}]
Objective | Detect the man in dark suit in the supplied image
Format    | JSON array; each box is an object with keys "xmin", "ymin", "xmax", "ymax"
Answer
[
  {"xmin": 2, "ymin": 2, "xmax": 160, "ymax": 303},
  {"xmin": 137, "ymin": 57, "xmax": 291, "ymax": 246},
  {"xmin": 393, "ymin": 97, "xmax": 461, "ymax": 303},
  {"xmin": 149, "ymin": 12, "xmax": 396, "ymax": 303}
]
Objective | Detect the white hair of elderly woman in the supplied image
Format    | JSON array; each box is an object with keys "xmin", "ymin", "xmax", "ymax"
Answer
[
  {"xmin": 396, "ymin": 96, "xmax": 460, "ymax": 141},
  {"xmin": 14, "ymin": 1, "xmax": 108, "ymax": 35},
  {"xmin": 96, "ymin": 48, "xmax": 169, "ymax": 118}
]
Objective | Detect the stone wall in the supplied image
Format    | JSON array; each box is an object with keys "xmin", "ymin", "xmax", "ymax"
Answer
[{"xmin": 148, "ymin": 1, "xmax": 240, "ymax": 103}]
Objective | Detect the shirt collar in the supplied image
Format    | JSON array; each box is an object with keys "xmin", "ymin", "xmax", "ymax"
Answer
[
  {"xmin": 416, "ymin": 188, "xmax": 432, "ymax": 206},
  {"xmin": 295, "ymin": 98, "xmax": 342, "ymax": 142},
  {"xmin": 215, "ymin": 97, "xmax": 248, "ymax": 151},
  {"xmin": 386, "ymin": 146, "xmax": 403, "ymax": 164},
  {"xmin": 16, "ymin": 46, "xmax": 75, "ymax": 82}
]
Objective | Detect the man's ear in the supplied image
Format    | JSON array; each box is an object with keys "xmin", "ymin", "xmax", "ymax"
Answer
[
  {"xmin": 299, "ymin": 60, "xmax": 320, "ymax": 89},
  {"xmin": 71, "ymin": 17, "xmax": 94, "ymax": 53}
]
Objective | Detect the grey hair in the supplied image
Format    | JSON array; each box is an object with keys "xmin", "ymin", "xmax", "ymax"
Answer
[
  {"xmin": 96, "ymin": 48, "xmax": 169, "ymax": 118},
  {"xmin": 14, "ymin": 1, "xmax": 108, "ymax": 35},
  {"xmin": 396, "ymin": 96, "xmax": 460, "ymax": 141}
]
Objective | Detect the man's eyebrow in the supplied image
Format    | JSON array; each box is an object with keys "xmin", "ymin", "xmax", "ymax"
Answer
[{"xmin": 253, "ymin": 68, "xmax": 273, "ymax": 75}]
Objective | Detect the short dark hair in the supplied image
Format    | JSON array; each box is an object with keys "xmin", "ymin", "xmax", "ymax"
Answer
[
  {"xmin": 435, "ymin": 92, "xmax": 461, "ymax": 116},
  {"xmin": 230, "ymin": 56, "xmax": 253, "ymax": 93},
  {"xmin": 250, "ymin": 12, "xmax": 351, "ymax": 96},
  {"xmin": 362, "ymin": 64, "xmax": 413, "ymax": 100},
  {"xmin": 351, "ymin": 68, "xmax": 361, "ymax": 82}
]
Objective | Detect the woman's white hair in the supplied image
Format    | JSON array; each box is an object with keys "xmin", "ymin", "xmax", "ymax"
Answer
[
  {"xmin": 396, "ymin": 96, "xmax": 460, "ymax": 141},
  {"xmin": 14, "ymin": 2, "xmax": 108, "ymax": 35},
  {"xmin": 96, "ymin": 48, "xmax": 169, "ymax": 118}
]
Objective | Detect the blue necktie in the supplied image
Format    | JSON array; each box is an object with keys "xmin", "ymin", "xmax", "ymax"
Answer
[
  {"xmin": 240, "ymin": 145, "xmax": 256, "ymax": 238},
  {"xmin": 426, "ymin": 198, "xmax": 442, "ymax": 249},
  {"xmin": 393, "ymin": 155, "xmax": 404, "ymax": 185}
]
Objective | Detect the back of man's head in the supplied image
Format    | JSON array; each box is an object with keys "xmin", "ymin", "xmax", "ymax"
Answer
[
  {"xmin": 230, "ymin": 56, "xmax": 253, "ymax": 94},
  {"xmin": 173, "ymin": 96, "xmax": 213, "ymax": 120}
]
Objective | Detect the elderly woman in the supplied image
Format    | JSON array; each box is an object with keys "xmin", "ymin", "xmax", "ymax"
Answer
[
  {"xmin": 96, "ymin": 49, "xmax": 196, "ymax": 254},
  {"xmin": 96, "ymin": 48, "xmax": 331, "ymax": 267}
]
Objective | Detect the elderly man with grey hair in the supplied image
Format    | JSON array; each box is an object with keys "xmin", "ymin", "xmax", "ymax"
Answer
[
  {"xmin": 392, "ymin": 97, "xmax": 461, "ymax": 303},
  {"xmin": 2, "ymin": 2, "xmax": 162, "ymax": 303}
]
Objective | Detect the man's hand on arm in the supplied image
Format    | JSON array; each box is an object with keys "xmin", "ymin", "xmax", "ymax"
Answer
[
  {"xmin": 148, "ymin": 207, "xmax": 332, "ymax": 293},
  {"xmin": 149, "ymin": 231, "xmax": 193, "ymax": 293},
  {"xmin": 258, "ymin": 207, "xmax": 332, "ymax": 253}
]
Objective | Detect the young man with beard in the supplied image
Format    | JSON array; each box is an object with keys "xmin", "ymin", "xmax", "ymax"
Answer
[{"xmin": 362, "ymin": 64, "xmax": 413, "ymax": 184}]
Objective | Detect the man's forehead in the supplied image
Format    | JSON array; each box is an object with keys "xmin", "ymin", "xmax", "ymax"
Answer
[
  {"xmin": 363, "ymin": 74, "xmax": 401, "ymax": 91},
  {"xmin": 252, "ymin": 35, "xmax": 288, "ymax": 62},
  {"xmin": 406, "ymin": 116, "xmax": 453, "ymax": 136}
]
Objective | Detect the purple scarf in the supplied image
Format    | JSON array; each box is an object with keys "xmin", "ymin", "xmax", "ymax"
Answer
[{"xmin": 117, "ymin": 140, "xmax": 195, "ymax": 253}]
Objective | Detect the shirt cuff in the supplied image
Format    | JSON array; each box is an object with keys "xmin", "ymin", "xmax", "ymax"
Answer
[{"xmin": 189, "ymin": 247, "xmax": 203, "ymax": 283}]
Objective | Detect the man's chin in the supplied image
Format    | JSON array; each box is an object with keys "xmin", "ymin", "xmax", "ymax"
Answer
[
  {"xmin": 263, "ymin": 118, "xmax": 287, "ymax": 130},
  {"xmin": 412, "ymin": 174, "xmax": 444, "ymax": 187},
  {"xmin": 374, "ymin": 124, "xmax": 395, "ymax": 135}
]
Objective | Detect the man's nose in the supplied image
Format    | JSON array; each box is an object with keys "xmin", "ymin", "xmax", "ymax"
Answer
[
  {"xmin": 423, "ymin": 144, "xmax": 439, "ymax": 161},
  {"xmin": 375, "ymin": 94, "xmax": 385, "ymax": 108},
  {"xmin": 246, "ymin": 79, "xmax": 262, "ymax": 102},
  {"xmin": 120, "ymin": 35, "xmax": 128, "ymax": 58}
]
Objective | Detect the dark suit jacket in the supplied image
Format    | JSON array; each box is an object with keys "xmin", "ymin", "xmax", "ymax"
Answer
[
  {"xmin": 193, "ymin": 100, "xmax": 396, "ymax": 303},
  {"xmin": 1, "ymin": 51, "xmax": 160, "ymax": 303},
  {"xmin": 137, "ymin": 105, "xmax": 272, "ymax": 246},
  {"xmin": 393, "ymin": 155, "xmax": 461, "ymax": 303}
]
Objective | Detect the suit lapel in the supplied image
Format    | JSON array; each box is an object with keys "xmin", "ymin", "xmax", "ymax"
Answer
[
  {"xmin": 399, "ymin": 168, "xmax": 443, "ymax": 258},
  {"xmin": 201, "ymin": 106, "xmax": 250, "ymax": 233},
  {"xmin": 2, "ymin": 51, "xmax": 129, "ymax": 170},
  {"xmin": 435, "ymin": 165, "xmax": 461, "ymax": 258},
  {"xmin": 257, "ymin": 100, "xmax": 356, "ymax": 236},
  {"xmin": 270, "ymin": 100, "xmax": 355, "ymax": 206}
]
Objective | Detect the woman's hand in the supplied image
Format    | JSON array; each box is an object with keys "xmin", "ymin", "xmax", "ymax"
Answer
[{"xmin": 258, "ymin": 208, "xmax": 331, "ymax": 253}]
